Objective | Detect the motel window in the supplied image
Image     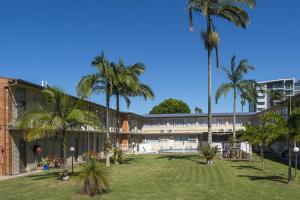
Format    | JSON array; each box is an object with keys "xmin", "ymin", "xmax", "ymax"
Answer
[
  {"xmin": 16, "ymin": 88, "xmax": 26, "ymax": 100},
  {"xmin": 16, "ymin": 100, "xmax": 26, "ymax": 119}
]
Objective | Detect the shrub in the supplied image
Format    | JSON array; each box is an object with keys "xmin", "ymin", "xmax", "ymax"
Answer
[
  {"xmin": 201, "ymin": 145, "xmax": 218, "ymax": 164},
  {"xmin": 79, "ymin": 159, "xmax": 110, "ymax": 197},
  {"xmin": 112, "ymin": 147, "xmax": 123, "ymax": 164}
]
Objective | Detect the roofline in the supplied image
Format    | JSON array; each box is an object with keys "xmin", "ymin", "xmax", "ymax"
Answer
[
  {"xmin": 142, "ymin": 112, "xmax": 257, "ymax": 118},
  {"xmin": 258, "ymin": 78, "xmax": 296, "ymax": 84},
  {"xmin": 2, "ymin": 77, "xmax": 131, "ymax": 115}
]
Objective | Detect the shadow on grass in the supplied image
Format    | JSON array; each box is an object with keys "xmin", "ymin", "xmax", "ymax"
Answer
[
  {"xmin": 237, "ymin": 174, "xmax": 287, "ymax": 184},
  {"xmin": 155, "ymin": 154, "xmax": 207, "ymax": 165},
  {"xmin": 121, "ymin": 157, "xmax": 144, "ymax": 165},
  {"xmin": 231, "ymin": 165, "xmax": 261, "ymax": 171},
  {"xmin": 27, "ymin": 171, "xmax": 60, "ymax": 181}
]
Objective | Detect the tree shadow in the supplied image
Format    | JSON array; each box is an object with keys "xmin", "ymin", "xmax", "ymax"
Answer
[
  {"xmin": 231, "ymin": 165, "xmax": 261, "ymax": 171},
  {"xmin": 237, "ymin": 175, "xmax": 287, "ymax": 184},
  {"xmin": 121, "ymin": 157, "xmax": 144, "ymax": 165},
  {"xmin": 155, "ymin": 154, "xmax": 207, "ymax": 165},
  {"xmin": 27, "ymin": 171, "xmax": 60, "ymax": 181}
]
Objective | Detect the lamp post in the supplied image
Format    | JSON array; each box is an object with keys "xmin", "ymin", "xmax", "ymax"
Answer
[
  {"xmin": 70, "ymin": 146, "xmax": 75, "ymax": 174},
  {"xmin": 293, "ymin": 146, "xmax": 299, "ymax": 178}
]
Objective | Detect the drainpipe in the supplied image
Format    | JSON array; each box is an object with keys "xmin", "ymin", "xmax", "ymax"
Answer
[
  {"xmin": 3, "ymin": 80, "xmax": 18, "ymax": 176},
  {"xmin": 3, "ymin": 86, "xmax": 7, "ymax": 176}
]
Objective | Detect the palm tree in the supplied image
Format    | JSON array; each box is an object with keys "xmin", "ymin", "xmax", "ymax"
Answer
[
  {"xmin": 80, "ymin": 159, "xmax": 110, "ymax": 196},
  {"xmin": 268, "ymin": 90, "xmax": 285, "ymax": 107},
  {"xmin": 112, "ymin": 60, "xmax": 154, "ymax": 146},
  {"xmin": 77, "ymin": 52, "xmax": 116, "ymax": 167},
  {"xmin": 240, "ymin": 96, "xmax": 246, "ymax": 112},
  {"xmin": 19, "ymin": 87, "xmax": 98, "ymax": 180},
  {"xmin": 188, "ymin": 0, "xmax": 256, "ymax": 145},
  {"xmin": 287, "ymin": 108, "xmax": 300, "ymax": 183},
  {"xmin": 240, "ymin": 81, "xmax": 260, "ymax": 112},
  {"xmin": 195, "ymin": 106, "xmax": 203, "ymax": 114},
  {"xmin": 215, "ymin": 55, "xmax": 258, "ymax": 147}
]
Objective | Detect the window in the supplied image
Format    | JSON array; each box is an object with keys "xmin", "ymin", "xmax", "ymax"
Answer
[
  {"xmin": 16, "ymin": 100, "xmax": 26, "ymax": 119},
  {"xmin": 16, "ymin": 88, "xmax": 26, "ymax": 100}
]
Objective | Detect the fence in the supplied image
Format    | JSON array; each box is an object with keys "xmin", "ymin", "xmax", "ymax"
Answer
[{"xmin": 120, "ymin": 141, "xmax": 251, "ymax": 155}]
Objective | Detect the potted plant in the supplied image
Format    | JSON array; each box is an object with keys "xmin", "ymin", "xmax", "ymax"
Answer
[{"xmin": 41, "ymin": 158, "xmax": 49, "ymax": 170}]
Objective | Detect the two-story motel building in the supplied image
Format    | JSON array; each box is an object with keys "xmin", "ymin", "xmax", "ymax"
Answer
[{"xmin": 0, "ymin": 76, "xmax": 295, "ymax": 176}]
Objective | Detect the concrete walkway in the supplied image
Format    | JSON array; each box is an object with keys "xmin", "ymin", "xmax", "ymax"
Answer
[
  {"xmin": 0, "ymin": 161, "xmax": 86, "ymax": 181},
  {"xmin": 0, "ymin": 170, "xmax": 43, "ymax": 181}
]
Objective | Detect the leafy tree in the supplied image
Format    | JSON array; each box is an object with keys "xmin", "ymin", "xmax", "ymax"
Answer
[
  {"xmin": 215, "ymin": 55, "xmax": 259, "ymax": 147},
  {"xmin": 77, "ymin": 52, "xmax": 116, "ymax": 167},
  {"xmin": 195, "ymin": 106, "xmax": 203, "ymax": 114},
  {"xmin": 80, "ymin": 159, "xmax": 110, "ymax": 196},
  {"xmin": 188, "ymin": 0, "xmax": 256, "ymax": 145},
  {"xmin": 19, "ymin": 87, "xmax": 98, "ymax": 180},
  {"xmin": 287, "ymin": 108, "xmax": 300, "ymax": 182},
  {"xmin": 241, "ymin": 112, "xmax": 287, "ymax": 171},
  {"xmin": 150, "ymin": 98, "xmax": 191, "ymax": 114}
]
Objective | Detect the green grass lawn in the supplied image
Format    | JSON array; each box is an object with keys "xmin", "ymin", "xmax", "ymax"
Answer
[{"xmin": 1, "ymin": 154, "xmax": 300, "ymax": 200}]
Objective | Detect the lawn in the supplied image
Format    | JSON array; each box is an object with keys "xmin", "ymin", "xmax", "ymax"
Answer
[{"xmin": 0, "ymin": 154, "xmax": 300, "ymax": 200}]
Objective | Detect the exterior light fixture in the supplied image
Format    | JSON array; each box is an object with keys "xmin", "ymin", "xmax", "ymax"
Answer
[
  {"xmin": 70, "ymin": 146, "xmax": 75, "ymax": 174},
  {"xmin": 294, "ymin": 146, "xmax": 299, "ymax": 178}
]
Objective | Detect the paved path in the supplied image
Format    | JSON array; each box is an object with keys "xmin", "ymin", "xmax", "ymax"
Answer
[
  {"xmin": 0, "ymin": 161, "xmax": 86, "ymax": 181},
  {"xmin": 0, "ymin": 170, "xmax": 43, "ymax": 181}
]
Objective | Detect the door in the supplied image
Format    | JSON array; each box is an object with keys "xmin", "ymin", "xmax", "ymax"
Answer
[{"xmin": 19, "ymin": 139, "xmax": 27, "ymax": 172}]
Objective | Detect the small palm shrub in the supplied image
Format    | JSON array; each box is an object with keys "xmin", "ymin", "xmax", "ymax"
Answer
[
  {"xmin": 201, "ymin": 145, "xmax": 218, "ymax": 164},
  {"xmin": 112, "ymin": 147, "xmax": 123, "ymax": 164},
  {"xmin": 79, "ymin": 159, "xmax": 110, "ymax": 196}
]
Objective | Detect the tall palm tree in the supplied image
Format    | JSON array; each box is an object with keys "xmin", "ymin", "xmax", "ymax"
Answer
[
  {"xmin": 112, "ymin": 60, "xmax": 154, "ymax": 146},
  {"xmin": 19, "ymin": 87, "xmax": 98, "ymax": 180},
  {"xmin": 240, "ymin": 81, "xmax": 259, "ymax": 112},
  {"xmin": 240, "ymin": 96, "xmax": 246, "ymax": 112},
  {"xmin": 77, "ymin": 52, "xmax": 116, "ymax": 167},
  {"xmin": 188, "ymin": 0, "xmax": 256, "ymax": 145},
  {"xmin": 215, "ymin": 55, "xmax": 258, "ymax": 147},
  {"xmin": 268, "ymin": 90, "xmax": 285, "ymax": 107}
]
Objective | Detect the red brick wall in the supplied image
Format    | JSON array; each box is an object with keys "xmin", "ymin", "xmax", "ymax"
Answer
[
  {"xmin": 120, "ymin": 114, "xmax": 129, "ymax": 145},
  {"xmin": 0, "ymin": 78, "xmax": 12, "ymax": 176}
]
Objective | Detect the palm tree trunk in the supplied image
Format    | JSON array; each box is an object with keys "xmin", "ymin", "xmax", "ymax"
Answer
[
  {"xmin": 61, "ymin": 129, "xmax": 69, "ymax": 180},
  {"xmin": 116, "ymin": 92, "xmax": 120, "ymax": 147},
  {"xmin": 260, "ymin": 144, "xmax": 264, "ymax": 171},
  {"xmin": 207, "ymin": 17, "xmax": 212, "ymax": 146},
  {"xmin": 106, "ymin": 84, "xmax": 111, "ymax": 167},
  {"xmin": 62, "ymin": 130, "xmax": 68, "ymax": 171},
  {"xmin": 288, "ymin": 139, "xmax": 293, "ymax": 183},
  {"xmin": 106, "ymin": 85, "xmax": 110, "ymax": 140},
  {"xmin": 233, "ymin": 86, "xmax": 237, "ymax": 148}
]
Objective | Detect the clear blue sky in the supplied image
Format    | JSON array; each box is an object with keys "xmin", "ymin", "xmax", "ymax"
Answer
[{"xmin": 0, "ymin": 0, "xmax": 300, "ymax": 114}]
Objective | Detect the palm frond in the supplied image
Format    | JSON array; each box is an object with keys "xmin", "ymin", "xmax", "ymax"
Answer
[
  {"xmin": 77, "ymin": 73, "xmax": 101, "ymax": 98},
  {"xmin": 216, "ymin": 5, "xmax": 249, "ymax": 28},
  {"xmin": 215, "ymin": 83, "xmax": 233, "ymax": 104}
]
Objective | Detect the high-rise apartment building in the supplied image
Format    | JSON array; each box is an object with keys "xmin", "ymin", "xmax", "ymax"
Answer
[{"xmin": 249, "ymin": 78, "xmax": 300, "ymax": 112}]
